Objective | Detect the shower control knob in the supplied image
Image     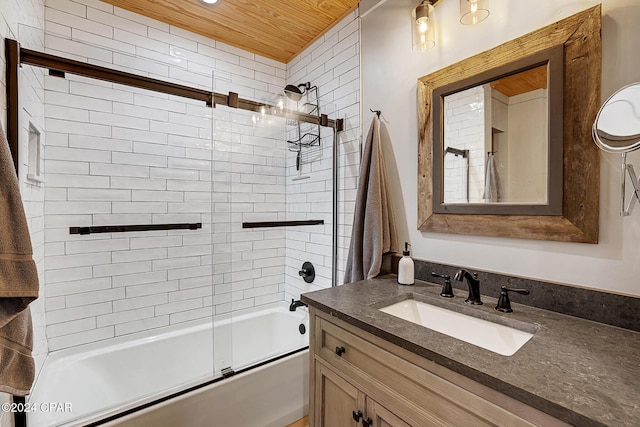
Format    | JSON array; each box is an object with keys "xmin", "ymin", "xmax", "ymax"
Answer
[{"xmin": 298, "ymin": 261, "xmax": 315, "ymax": 283}]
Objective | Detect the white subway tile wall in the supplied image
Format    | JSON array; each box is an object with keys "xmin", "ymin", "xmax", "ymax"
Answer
[
  {"xmin": 1, "ymin": 0, "xmax": 361, "ymax": 363},
  {"xmin": 285, "ymin": 12, "xmax": 361, "ymax": 297},
  {"xmin": 41, "ymin": 0, "xmax": 290, "ymax": 351},
  {"xmin": 39, "ymin": 0, "xmax": 361, "ymax": 353},
  {"xmin": 1, "ymin": 0, "xmax": 47, "ymax": 414},
  {"xmin": 442, "ymin": 86, "xmax": 486, "ymax": 203},
  {"xmin": 211, "ymin": 103, "xmax": 287, "ymax": 314},
  {"xmin": 43, "ymin": 72, "xmax": 216, "ymax": 351}
]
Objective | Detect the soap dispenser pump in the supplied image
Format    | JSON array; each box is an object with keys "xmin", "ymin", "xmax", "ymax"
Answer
[{"xmin": 397, "ymin": 242, "xmax": 414, "ymax": 286}]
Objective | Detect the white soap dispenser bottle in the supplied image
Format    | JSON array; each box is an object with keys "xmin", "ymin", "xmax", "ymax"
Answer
[{"xmin": 397, "ymin": 242, "xmax": 414, "ymax": 286}]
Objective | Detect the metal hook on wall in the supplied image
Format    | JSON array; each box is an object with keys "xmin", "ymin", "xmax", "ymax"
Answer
[{"xmin": 370, "ymin": 109, "xmax": 381, "ymax": 119}]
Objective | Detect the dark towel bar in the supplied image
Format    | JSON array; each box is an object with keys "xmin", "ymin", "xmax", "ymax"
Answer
[
  {"xmin": 69, "ymin": 223, "xmax": 202, "ymax": 235},
  {"xmin": 242, "ymin": 220, "xmax": 324, "ymax": 229}
]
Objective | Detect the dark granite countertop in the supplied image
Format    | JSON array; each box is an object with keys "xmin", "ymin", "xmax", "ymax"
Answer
[{"xmin": 301, "ymin": 276, "xmax": 640, "ymax": 427}]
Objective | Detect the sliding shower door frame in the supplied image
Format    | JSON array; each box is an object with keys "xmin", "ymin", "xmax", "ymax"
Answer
[{"xmin": 5, "ymin": 39, "xmax": 343, "ymax": 154}]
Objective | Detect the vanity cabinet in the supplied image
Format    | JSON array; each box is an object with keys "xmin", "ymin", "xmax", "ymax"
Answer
[
  {"xmin": 315, "ymin": 361, "xmax": 410, "ymax": 427},
  {"xmin": 309, "ymin": 307, "xmax": 569, "ymax": 427},
  {"xmin": 315, "ymin": 361, "xmax": 362, "ymax": 427}
]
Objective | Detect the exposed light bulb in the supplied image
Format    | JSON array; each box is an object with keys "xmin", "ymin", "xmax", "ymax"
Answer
[
  {"xmin": 418, "ymin": 19, "xmax": 428, "ymax": 33},
  {"xmin": 201, "ymin": 0, "xmax": 218, "ymax": 4},
  {"xmin": 470, "ymin": 0, "xmax": 478, "ymax": 13}
]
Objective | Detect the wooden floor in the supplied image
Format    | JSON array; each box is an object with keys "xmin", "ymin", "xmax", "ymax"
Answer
[{"xmin": 285, "ymin": 416, "xmax": 309, "ymax": 427}]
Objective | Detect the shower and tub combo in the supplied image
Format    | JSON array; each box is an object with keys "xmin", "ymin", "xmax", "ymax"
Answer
[
  {"xmin": 29, "ymin": 304, "xmax": 309, "ymax": 426},
  {"xmin": 5, "ymin": 39, "xmax": 343, "ymax": 426}
]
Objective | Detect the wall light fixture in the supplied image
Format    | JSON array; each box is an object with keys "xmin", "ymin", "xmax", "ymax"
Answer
[
  {"xmin": 412, "ymin": 1, "xmax": 436, "ymax": 51},
  {"xmin": 460, "ymin": 0, "xmax": 490, "ymax": 25},
  {"xmin": 413, "ymin": 0, "xmax": 490, "ymax": 50}
]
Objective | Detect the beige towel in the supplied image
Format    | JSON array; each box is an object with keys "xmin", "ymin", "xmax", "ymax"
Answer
[
  {"xmin": 344, "ymin": 116, "xmax": 398, "ymax": 284},
  {"xmin": 0, "ymin": 124, "xmax": 39, "ymax": 396}
]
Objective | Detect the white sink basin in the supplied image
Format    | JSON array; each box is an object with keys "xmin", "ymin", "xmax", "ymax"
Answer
[{"xmin": 380, "ymin": 299, "xmax": 533, "ymax": 356}]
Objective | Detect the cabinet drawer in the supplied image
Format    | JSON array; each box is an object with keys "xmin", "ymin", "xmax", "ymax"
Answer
[{"xmin": 316, "ymin": 315, "xmax": 550, "ymax": 427}]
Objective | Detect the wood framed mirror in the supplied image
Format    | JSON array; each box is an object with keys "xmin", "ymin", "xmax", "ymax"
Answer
[{"xmin": 417, "ymin": 5, "xmax": 601, "ymax": 243}]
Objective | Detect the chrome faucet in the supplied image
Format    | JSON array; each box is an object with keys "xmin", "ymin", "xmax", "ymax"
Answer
[{"xmin": 454, "ymin": 269, "xmax": 483, "ymax": 305}]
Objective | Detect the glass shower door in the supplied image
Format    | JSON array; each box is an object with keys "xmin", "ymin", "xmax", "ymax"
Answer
[
  {"xmin": 231, "ymin": 102, "xmax": 288, "ymax": 372},
  {"xmin": 210, "ymin": 82, "xmax": 234, "ymax": 378},
  {"xmin": 28, "ymin": 68, "xmax": 219, "ymax": 426},
  {"xmin": 210, "ymin": 79, "xmax": 335, "ymax": 375}
]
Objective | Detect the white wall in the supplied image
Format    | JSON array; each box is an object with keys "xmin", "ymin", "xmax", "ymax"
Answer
[
  {"xmin": 362, "ymin": 0, "xmax": 640, "ymax": 296},
  {"xmin": 506, "ymin": 89, "xmax": 548, "ymax": 202}
]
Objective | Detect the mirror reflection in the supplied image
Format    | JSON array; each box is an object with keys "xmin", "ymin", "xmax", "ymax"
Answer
[
  {"xmin": 442, "ymin": 65, "xmax": 549, "ymax": 204},
  {"xmin": 419, "ymin": 6, "xmax": 600, "ymax": 241}
]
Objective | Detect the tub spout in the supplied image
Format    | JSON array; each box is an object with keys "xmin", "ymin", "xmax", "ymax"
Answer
[{"xmin": 289, "ymin": 299, "xmax": 308, "ymax": 311}]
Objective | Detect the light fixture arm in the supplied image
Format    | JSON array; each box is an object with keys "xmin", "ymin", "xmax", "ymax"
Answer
[{"xmin": 415, "ymin": 1, "xmax": 432, "ymax": 21}]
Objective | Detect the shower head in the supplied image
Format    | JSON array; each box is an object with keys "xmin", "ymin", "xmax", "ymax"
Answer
[
  {"xmin": 284, "ymin": 84, "xmax": 303, "ymax": 101},
  {"xmin": 284, "ymin": 82, "xmax": 310, "ymax": 101}
]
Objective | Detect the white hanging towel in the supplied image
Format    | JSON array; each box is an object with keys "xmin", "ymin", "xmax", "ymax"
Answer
[
  {"xmin": 344, "ymin": 116, "xmax": 398, "ymax": 284},
  {"xmin": 482, "ymin": 153, "xmax": 501, "ymax": 202}
]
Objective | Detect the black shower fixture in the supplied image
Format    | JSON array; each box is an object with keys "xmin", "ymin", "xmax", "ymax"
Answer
[
  {"xmin": 284, "ymin": 82, "xmax": 311, "ymax": 101},
  {"xmin": 298, "ymin": 261, "xmax": 315, "ymax": 283}
]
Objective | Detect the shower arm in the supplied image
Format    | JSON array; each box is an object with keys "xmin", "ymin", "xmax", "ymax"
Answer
[{"xmin": 444, "ymin": 146, "xmax": 469, "ymax": 158}]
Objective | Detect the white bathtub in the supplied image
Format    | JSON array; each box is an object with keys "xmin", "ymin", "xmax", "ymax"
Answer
[{"xmin": 27, "ymin": 302, "xmax": 309, "ymax": 427}]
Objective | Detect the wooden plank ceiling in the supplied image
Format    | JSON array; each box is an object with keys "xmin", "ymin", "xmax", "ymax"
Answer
[
  {"xmin": 490, "ymin": 65, "xmax": 548, "ymax": 97},
  {"xmin": 100, "ymin": 0, "xmax": 360, "ymax": 63}
]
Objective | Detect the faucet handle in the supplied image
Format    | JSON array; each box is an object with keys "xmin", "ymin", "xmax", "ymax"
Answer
[
  {"xmin": 431, "ymin": 272, "xmax": 454, "ymax": 298},
  {"xmin": 495, "ymin": 286, "xmax": 530, "ymax": 313},
  {"xmin": 431, "ymin": 272, "xmax": 450, "ymax": 280}
]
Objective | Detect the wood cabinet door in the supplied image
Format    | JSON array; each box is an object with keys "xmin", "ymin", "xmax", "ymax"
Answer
[
  {"xmin": 366, "ymin": 398, "xmax": 412, "ymax": 427},
  {"xmin": 315, "ymin": 362, "xmax": 365, "ymax": 427}
]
